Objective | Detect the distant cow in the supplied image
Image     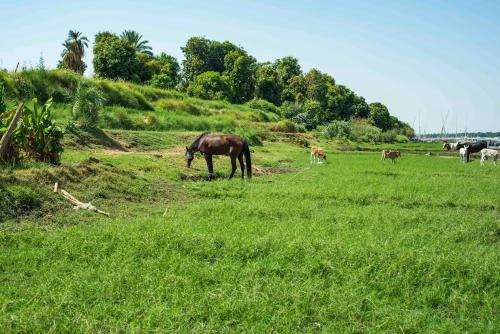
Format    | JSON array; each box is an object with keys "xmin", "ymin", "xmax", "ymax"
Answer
[
  {"xmin": 310, "ymin": 146, "xmax": 327, "ymax": 164},
  {"xmin": 480, "ymin": 148, "xmax": 497, "ymax": 166},
  {"xmin": 464, "ymin": 141, "xmax": 487, "ymax": 162},
  {"xmin": 381, "ymin": 150, "xmax": 401, "ymax": 162}
]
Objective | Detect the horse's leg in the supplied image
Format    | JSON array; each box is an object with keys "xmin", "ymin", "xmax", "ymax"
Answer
[
  {"xmin": 238, "ymin": 154, "xmax": 245, "ymax": 178},
  {"xmin": 205, "ymin": 154, "xmax": 214, "ymax": 179},
  {"xmin": 229, "ymin": 156, "xmax": 237, "ymax": 179}
]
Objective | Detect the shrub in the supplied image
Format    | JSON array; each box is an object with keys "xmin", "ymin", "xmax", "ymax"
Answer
[
  {"xmin": 279, "ymin": 101, "xmax": 303, "ymax": 119},
  {"xmin": 246, "ymin": 98, "xmax": 279, "ymax": 114},
  {"xmin": 72, "ymin": 81, "xmax": 106, "ymax": 129},
  {"xmin": 233, "ymin": 128, "xmax": 263, "ymax": 146},
  {"xmin": 395, "ymin": 134, "xmax": 410, "ymax": 143},
  {"xmin": 322, "ymin": 120, "xmax": 352, "ymax": 139},
  {"xmin": 269, "ymin": 119, "xmax": 305, "ymax": 133},
  {"xmin": 351, "ymin": 118, "xmax": 381, "ymax": 143},
  {"xmin": 380, "ymin": 129, "xmax": 398, "ymax": 143}
]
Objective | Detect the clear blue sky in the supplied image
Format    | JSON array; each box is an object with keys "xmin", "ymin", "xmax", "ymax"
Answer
[{"xmin": 1, "ymin": 0, "xmax": 499, "ymax": 133}]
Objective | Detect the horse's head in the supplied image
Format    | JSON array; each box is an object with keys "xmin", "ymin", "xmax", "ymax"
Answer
[
  {"xmin": 185, "ymin": 146, "xmax": 195, "ymax": 168},
  {"xmin": 443, "ymin": 143, "xmax": 450, "ymax": 150}
]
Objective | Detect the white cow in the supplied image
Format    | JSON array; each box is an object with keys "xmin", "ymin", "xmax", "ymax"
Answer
[{"xmin": 480, "ymin": 148, "xmax": 497, "ymax": 166}]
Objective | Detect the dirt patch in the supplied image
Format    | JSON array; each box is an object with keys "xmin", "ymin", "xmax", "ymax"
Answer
[{"xmin": 252, "ymin": 166, "xmax": 295, "ymax": 176}]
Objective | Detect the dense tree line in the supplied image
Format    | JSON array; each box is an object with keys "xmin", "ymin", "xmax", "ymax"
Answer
[{"xmin": 57, "ymin": 31, "xmax": 412, "ymax": 136}]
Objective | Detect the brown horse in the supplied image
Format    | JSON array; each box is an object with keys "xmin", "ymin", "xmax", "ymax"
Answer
[{"xmin": 185, "ymin": 132, "xmax": 252, "ymax": 179}]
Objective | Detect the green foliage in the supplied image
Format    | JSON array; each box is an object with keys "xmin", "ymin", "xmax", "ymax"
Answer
[
  {"xmin": 93, "ymin": 32, "xmax": 141, "ymax": 81},
  {"xmin": 351, "ymin": 118, "xmax": 382, "ymax": 143},
  {"xmin": 322, "ymin": 120, "xmax": 352, "ymax": 139},
  {"xmin": 181, "ymin": 37, "xmax": 237, "ymax": 85},
  {"xmin": 119, "ymin": 30, "xmax": 153, "ymax": 56},
  {"xmin": 59, "ymin": 30, "xmax": 88, "ymax": 74},
  {"xmin": 149, "ymin": 53, "xmax": 181, "ymax": 89},
  {"xmin": 72, "ymin": 81, "xmax": 106, "ymax": 128},
  {"xmin": 233, "ymin": 128, "xmax": 262, "ymax": 146},
  {"xmin": 254, "ymin": 64, "xmax": 282, "ymax": 105},
  {"xmin": 273, "ymin": 56, "xmax": 302, "ymax": 87},
  {"xmin": 223, "ymin": 49, "xmax": 257, "ymax": 103},
  {"xmin": 245, "ymin": 98, "xmax": 279, "ymax": 114},
  {"xmin": 279, "ymin": 101, "xmax": 304, "ymax": 119},
  {"xmin": 1, "ymin": 99, "xmax": 64, "ymax": 164},
  {"xmin": 187, "ymin": 71, "xmax": 228, "ymax": 100},
  {"xmin": 395, "ymin": 134, "xmax": 410, "ymax": 143},
  {"xmin": 369, "ymin": 102, "xmax": 392, "ymax": 131}
]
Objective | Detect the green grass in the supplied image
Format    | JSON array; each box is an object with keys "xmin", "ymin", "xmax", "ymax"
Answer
[{"xmin": 0, "ymin": 136, "xmax": 499, "ymax": 333}]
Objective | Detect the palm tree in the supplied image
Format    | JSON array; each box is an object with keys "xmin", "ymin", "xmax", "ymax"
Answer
[
  {"xmin": 60, "ymin": 30, "xmax": 88, "ymax": 75},
  {"xmin": 120, "ymin": 30, "xmax": 153, "ymax": 56}
]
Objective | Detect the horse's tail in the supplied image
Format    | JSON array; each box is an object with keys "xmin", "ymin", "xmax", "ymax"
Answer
[{"xmin": 242, "ymin": 142, "xmax": 252, "ymax": 179}]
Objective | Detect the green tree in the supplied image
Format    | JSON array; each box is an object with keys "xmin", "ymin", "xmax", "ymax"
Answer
[
  {"xmin": 180, "ymin": 37, "xmax": 237, "ymax": 87},
  {"xmin": 59, "ymin": 30, "xmax": 88, "ymax": 74},
  {"xmin": 93, "ymin": 32, "xmax": 141, "ymax": 81},
  {"xmin": 255, "ymin": 64, "xmax": 282, "ymax": 105},
  {"xmin": 274, "ymin": 57, "xmax": 302, "ymax": 83},
  {"xmin": 223, "ymin": 49, "xmax": 256, "ymax": 103},
  {"xmin": 369, "ymin": 102, "xmax": 392, "ymax": 131},
  {"xmin": 120, "ymin": 30, "xmax": 153, "ymax": 56},
  {"xmin": 149, "ymin": 53, "xmax": 180, "ymax": 89},
  {"xmin": 186, "ymin": 71, "xmax": 228, "ymax": 100},
  {"xmin": 284, "ymin": 74, "xmax": 306, "ymax": 103},
  {"xmin": 304, "ymin": 69, "xmax": 329, "ymax": 106}
]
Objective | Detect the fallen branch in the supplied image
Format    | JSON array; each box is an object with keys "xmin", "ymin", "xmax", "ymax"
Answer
[{"xmin": 55, "ymin": 183, "xmax": 110, "ymax": 216}]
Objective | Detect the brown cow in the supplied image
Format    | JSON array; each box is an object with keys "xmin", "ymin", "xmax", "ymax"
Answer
[
  {"xmin": 310, "ymin": 146, "xmax": 327, "ymax": 164},
  {"xmin": 381, "ymin": 150, "xmax": 401, "ymax": 162}
]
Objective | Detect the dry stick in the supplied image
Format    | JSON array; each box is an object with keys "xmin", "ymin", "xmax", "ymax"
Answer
[
  {"xmin": 0, "ymin": 102, "xmax": 24, "ymax": 161},
  {"xmin": 57, "ymin": 185, "xmax": 110, "ymax": 216}
]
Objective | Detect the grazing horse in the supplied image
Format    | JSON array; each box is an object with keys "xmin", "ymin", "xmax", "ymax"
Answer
[
  {"xmin": 480, "ymin": 148, "xmax": 497, "ymax": 166},
  {"xmin": 310, "ymin": 146, "xmax": 327, "ymax": 164},
  {"xmin": 458, "ymin": 146, "xmax": 468, "ymax": 163},
  {"xmin": 381, "ymin": 150, "xmax": 401, "ymax": 162},
  {"xmin": 185, "ymin": 132, "xmax": 252, "ymax": 179},
  {"xmin": 464, "ymin": 141, "xmax": 487, "ymax": 162}
]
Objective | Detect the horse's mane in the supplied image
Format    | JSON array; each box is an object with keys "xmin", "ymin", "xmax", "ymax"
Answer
[{"xmin": 189, "ymin": 132, "xmax": 210, "ymax": 150}]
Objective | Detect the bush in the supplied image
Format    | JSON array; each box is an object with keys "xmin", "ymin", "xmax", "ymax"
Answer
[
  {"xmin": 245, "ymin": 98, "xmax": 279, "ymax": 114},
  {"xmin": 395, "ymin": 134, "xmax": 410, "ymax": 143},
  {"xmin": 269, "ymin": 119, "xmax": 305, "ymax": 133},
  {"xmin": 351, "ymin": 118, "xmax": 381, "ymax": 143},
  {"xmin": 380, "ymin": 129, "xmax": 398, "ymax": 143},
  {"xmin": 233, "ymin": 128, "xmax": 263, "ymax": 146},
  {"xmin": 279, "ymin": 101, "xmax": 303, "ymax": 119},
  {"xmin": 322, "ymin": 120, "xmax": 352, "ymax": 139},
  {"xmin": 72, "ymin": 81, "xmax": 106, "ymax": 129}
]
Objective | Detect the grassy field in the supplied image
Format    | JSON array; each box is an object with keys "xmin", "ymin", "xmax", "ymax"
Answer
[{"xmin": 0, "ymin": 131, "xmax": 499, "ymax": 333}]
